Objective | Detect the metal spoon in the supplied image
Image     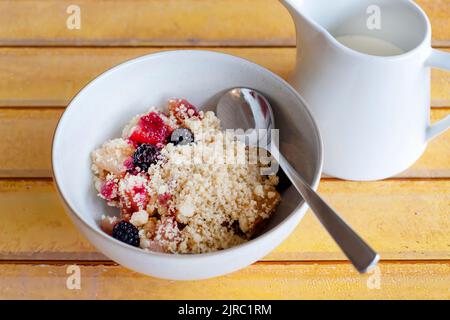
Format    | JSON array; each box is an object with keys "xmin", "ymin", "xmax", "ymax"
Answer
[{"xmin": 217, "ymin": 88, "xmax": 380, "ymax": 273}]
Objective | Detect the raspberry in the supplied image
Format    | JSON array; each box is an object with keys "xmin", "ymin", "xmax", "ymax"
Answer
[
  {"xmin": 158, "ymin": 193, "xmax": 172, "ymax": 207},
  {"xmin": 123, "ymin": 157, "xmax": 135, "ymax": 172},
  {"xmin": 132, "ymin": 143, "xmax": 160, "ymax": 172},
  {"xmin": 119, "ymin": 184, "xmax": 149, "ymax": 213},
  {"xmin": 100, "ymin": 179, "xmax": 118, "ymax": 201},
  {"xmin": 129, "ymin": 112, "xmax": 172, "ymax": 145},
  {"xmin": 112, "ymin": 221, "xmax": 140, "ymax": 247},
  {"xmin": 117, "ymin": 173, "xmax": 150, "ymax": 213},
  {"xmin": 168, "ymin": 99, "xmax": 200, "ymax": 122}
]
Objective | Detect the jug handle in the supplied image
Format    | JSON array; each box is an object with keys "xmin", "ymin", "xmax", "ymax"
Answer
[{"xmin": 426, "ymin": 49, "xmax": 450, "ymax": 141}]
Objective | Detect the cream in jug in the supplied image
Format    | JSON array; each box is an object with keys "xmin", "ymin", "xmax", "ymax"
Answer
[
  {"xmin": 280, "ymin": 0, "xmax": 450, "ymax": 181},
  {"xmin": 336, "ymin": 35, "xmax": 404, "ymax": 56}
]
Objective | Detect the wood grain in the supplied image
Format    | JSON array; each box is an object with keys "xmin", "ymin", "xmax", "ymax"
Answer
[
  {"xmin": 0, "ymin": 47, "xmax": 449, "ymax": 107},
  {"xmin": 0, "ymin": 179, "xmax": 448, "ymax": 261},
  {"xmin": 0, "ymin": 109, "xmax": 62, "ymax": 178},
  {"xmin": 0, "ymin": 0, "xmax": 448, "ymax": 47},
  {"xmin": 0, "ymin": 108, "xmax": 448, "ymax": 178},
  {"xmin": 0, "ymin": 262, "xmax": 448, "ymax": 299}
]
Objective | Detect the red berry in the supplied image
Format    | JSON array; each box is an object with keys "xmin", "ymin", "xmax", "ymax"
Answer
[
  {"xmin": 157, "ymin": 216, "xmax": 181, "ymax": 242},
  {"xmin": 158, "ymin": 193, "xmax": 172, "ymax": 207},
  {"xmin": 118, "ymin": 175, "xmax": 150, "ymax": 213},
  {"xmin": 100, "ymin": 179, "xmax": 118, "ymax": 201},
  {"xmin": 129, "ymin": 112, "xmax": 172, "ymax": 145},
  {"xmin": 128, "ymin": 185, "xmax": 149, "ymax": 212},
  {"xmin": 168, "ymin": 99, "xmax": 200, "ymax": 122},
  {"xmin": 123, "ymin": 157, "xmax": 135, "ymax": 172}
]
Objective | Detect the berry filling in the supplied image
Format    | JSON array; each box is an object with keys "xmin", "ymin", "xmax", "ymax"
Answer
[
  {"xmin": 100, "ymin": 179, "xmax": 118, "ymax": 201},
  {"xmin": 112, "ymin": 221, "xmax": 140, "ymax": 247},
  {"xmin": 118, "ymin": 174, "xmax": 150, "ymax": 213},
  {"xmin": 129, "ymin": 112, "xmax": 172, "ymax": 145},
  {"xmin": 168, "ymin": 99, "xmax": 200, "ymax": 122},
  {"xmin": 170, "ymin": 128, "xmax": 194, "ymax": 146},
  {"xmin": 158, "ymin": 193, "xmax": 172, "ymax": 207},
  {"xmin": 123, "ymin": 157, "xmax": 135, "ymax": 173},
  {"xmin": 124, "ymin": 185, "xmax": 149, "ymax": 212},
  {"xmin": 132, "ymin": 143, "xmax": 160, "ymax": 172},
  {"xmin": 92, "ymin": 99, "xmax": 281, "ymax": 254}
]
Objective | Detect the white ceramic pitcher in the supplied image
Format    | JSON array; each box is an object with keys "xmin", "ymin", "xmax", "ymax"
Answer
[{"xmin": 280, "ymin": 0, "xmax": 450, "ymax": 181}]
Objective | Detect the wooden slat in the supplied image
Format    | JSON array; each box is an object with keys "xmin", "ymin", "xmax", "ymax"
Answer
[
  {"xmin": 0, "ymin": 47, "xmax": 448, "ymax": 107},
  {"xmin": 0, "ymin": 262, "xmax": 448, "ymax": 299},
  {"xmin": 0, "ymin": 179, "xmax": 448, "ymax": 261},
  {"xmin": 276, "ymin": 179, "xmax": 450, "ymax": 261},
  {"xmin": 0, "ymin": 109, "xmax": 448, "ymax": 178},
  {"xmin": 0, "ymin": 109, "xmax": 62, "ymax": 178},
  {"xmin": 400, "ymin": 109, "xmax": 450, "ymax": 178},
  {"xmin": 0, "ymin": 0, "xmax": 448, "ymax": 47}
]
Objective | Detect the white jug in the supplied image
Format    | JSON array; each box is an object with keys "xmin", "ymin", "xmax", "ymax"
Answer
[{"xmin": 280, "ymin": 0, "xmax": 450, "ymax": 180}]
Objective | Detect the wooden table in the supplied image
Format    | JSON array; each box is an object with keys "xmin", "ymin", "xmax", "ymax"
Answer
[{"xmin": 0, "ymin": 0, "xmax": 448, "ymax": 299}]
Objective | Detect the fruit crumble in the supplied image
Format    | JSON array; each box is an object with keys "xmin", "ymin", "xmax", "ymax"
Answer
[{"xmin": 91, "ymin": 99, "xmax": 281, "ymax": 254}]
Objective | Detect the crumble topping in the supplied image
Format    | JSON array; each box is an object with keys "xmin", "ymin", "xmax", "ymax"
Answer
[{"xmin": 91, "ymin": 99, "xmax": 281, "ymax": 254}]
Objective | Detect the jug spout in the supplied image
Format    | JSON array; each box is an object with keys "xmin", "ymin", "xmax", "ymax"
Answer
[
  {"xmin": 280, "ymin": 0, "xmax": 315, "ymax": 29},
  {"xmin": 279, "ymin": 0, "xmax": 332, "ymax": 41},
  {"xmin": 279, "ymin": 0, "xmax": 300, "ymax": 13}
]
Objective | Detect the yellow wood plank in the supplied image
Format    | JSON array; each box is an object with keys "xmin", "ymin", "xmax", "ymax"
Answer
[
  {"xmin": 0, "ymin": 0, "xmax": 448, "ymax": 47},
  {"xmin": 0, "ymin": 179, "xmax": 96, "ymax": 260},
  {"xmin": 399, "ymin": 109, "xmax": 450, "ymax": 178},
  {"xmin": 1, "ymin": 109, "xmax": 448, "ymax": 178},
  {"xmin": 0, "ymin": 179, "xmax": 448, "ymax": 261},
  {"xmin": 433, "ymin": 67, "xmax": 450, "ymax": 107},
  {"xmin": 424, "ymin": 0, "xmax": 450, "ymax": 47},
  {"xmin": 273, "ymin": 179, "xmax": 450, "ymax": 261},
  {"xmin": 0, "ymin": 48, "xmax": 448, "ymax": 107},
  {"xmin": 0, "ymin": 109, "xmax": 62, "ymax": 178},
  {"xmin": 0, "ymin": 262, "xmax": 448, "ymax": 299}
]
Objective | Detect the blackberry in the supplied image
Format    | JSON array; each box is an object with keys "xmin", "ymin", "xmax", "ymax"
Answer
[
  {"xmin": 112, "ymin": 221, "xmax": 140, "ymax": 247},
  {"xmin": 170, "ymin": 128, "xmax": 194, "ymax": 146},
  {"xmin": 132, "ymin": 143, "xmax": 160, "ymax": 172}
]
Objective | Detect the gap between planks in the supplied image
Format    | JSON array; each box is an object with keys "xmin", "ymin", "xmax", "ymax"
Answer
[
  {"xmin": 0, "ymin": 259, "xmax": 449, "ymax": 266},
  {"xmin": 0, "ymin": 44, "xmax": 450, "ymax": 49},
  {"xmin": 0, "ymin": 0, "xmax": 448, "ymax": 47},
  {"xmin": 1, "ymin": 176, "xmax": 450, "ymax": 182}
]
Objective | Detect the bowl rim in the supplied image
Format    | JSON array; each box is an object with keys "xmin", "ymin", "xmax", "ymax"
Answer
[{"xmin": 51, "ymin": 49, "xmax": 324, "ymax": 260}]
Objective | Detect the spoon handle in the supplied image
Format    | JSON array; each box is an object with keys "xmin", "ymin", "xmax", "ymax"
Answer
[{"xmin": 273, "ymin": 148, "xmax": 380, "ymax": 273}]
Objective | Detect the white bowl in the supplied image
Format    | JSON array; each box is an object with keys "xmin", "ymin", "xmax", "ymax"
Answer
[{"xmin": 52, "ymin": 50, "xmax": 323, "ymax": 280}]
